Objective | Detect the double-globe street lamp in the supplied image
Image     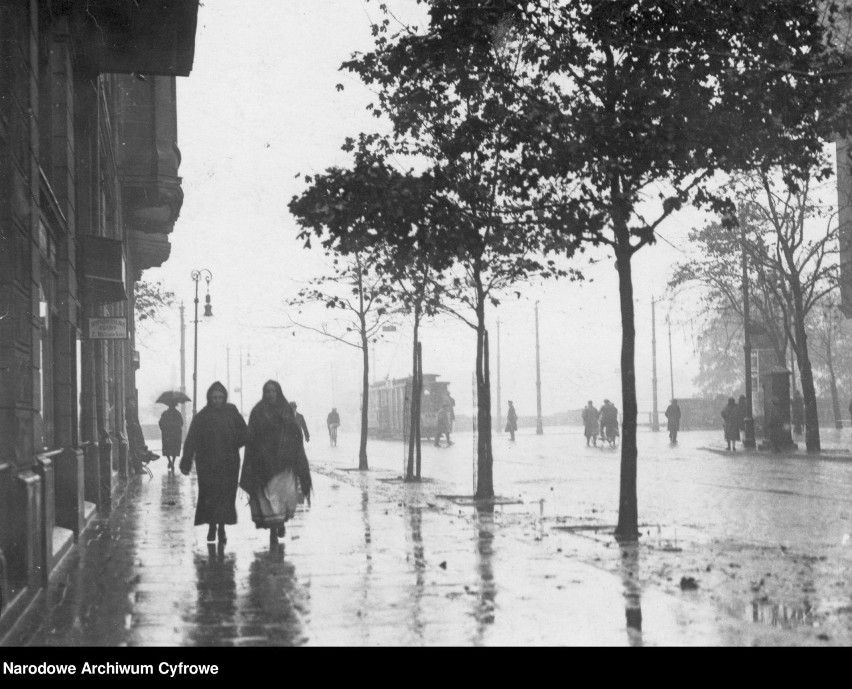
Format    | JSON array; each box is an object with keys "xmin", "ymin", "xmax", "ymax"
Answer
[{"xmin": 191, "ymin": 269, "xmax": 213, "ymax": 416}]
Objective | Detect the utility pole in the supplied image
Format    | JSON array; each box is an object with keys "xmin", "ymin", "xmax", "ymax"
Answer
[
  {"xmin": 239, "ymin": 347, "xmax": 244, "ymax": 415},
  {"xmin": 535, "ymin": 301, "xmax": 543, "ymax": 435},
  {"xmin": 668, "ymin": 315, "xmax": 674, "ymax": 400},
  {"xmin": 179, "ymin": 301, "xmax": 186, "ymax": 420},
  {"xmin": 741, "ymin": 218, "xmax": 756, "ymax": 449},
  {"xmin": 226, "ymin": 346, "xmax": 231, "ymax": 393},
  {"xmin": 496, "ymin": 318, "xmax": 502, "ymax": 432},
  {"xmin": 651, "ymin": 297, "xmax": 660, "ymax": 431}
]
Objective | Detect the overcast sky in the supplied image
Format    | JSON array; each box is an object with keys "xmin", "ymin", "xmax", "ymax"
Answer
[{"xmin": 133, "ymin": 1, "xmax": 830, "ymax": 430}]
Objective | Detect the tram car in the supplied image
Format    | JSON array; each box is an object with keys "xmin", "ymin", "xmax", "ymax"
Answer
[{"xmin": 367, "ymin": 374, "xmax": 453, "ymax": 441}]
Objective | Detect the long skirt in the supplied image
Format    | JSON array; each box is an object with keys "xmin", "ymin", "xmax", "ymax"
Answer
[{"xmin": 248, "ymin": 469, "xmax": 299, "ymax": 530}]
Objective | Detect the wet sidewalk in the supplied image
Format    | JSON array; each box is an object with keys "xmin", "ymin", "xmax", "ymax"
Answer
[{"xmin": 2, "ymin": 449, "xmax": 830, "ymax": 647}]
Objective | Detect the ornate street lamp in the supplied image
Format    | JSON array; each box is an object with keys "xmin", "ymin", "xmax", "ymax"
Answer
[{"xmin": 191, "ymin": 269, "xmax": 213, "ymax": 416}]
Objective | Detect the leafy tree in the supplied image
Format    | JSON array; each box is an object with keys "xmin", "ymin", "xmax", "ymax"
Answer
[
  {"xmin": 735, "ymin": 173, "xmax": 839, "ymax": 451},
  {"xmin": 290, "ymin": 146, "xmax": 449, "ymax": 480},
  {"xmin": 474, "ymin": 0, "xmax": 852, "ymax": 536},
  {"xmin": 134, "ymin": 280, "xmax": 175, "ymax": 324},
  {"xmin": 285, "ymin": 253, "xmax": 391, "ymax": 470},
  {"xmin": 337, "ymin": 12, "xmax": 570, "ymax": 498}
]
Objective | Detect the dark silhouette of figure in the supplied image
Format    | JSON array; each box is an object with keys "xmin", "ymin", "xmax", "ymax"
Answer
[
  {"xmin": 721, "ymin": 397, "xmax": 740, "ymax": 451},
  {"xmin": 159, "ymin": 403, "xmax": 183, "ymax": 472},
  {"xmin": 506, "ymin": 401, "xmax": 518, "ymax": 441},
  {"xmin": 180, "ymin": 382, "xmax": 247, "ymax": 544},
  {"xmin": 434, "ymin": 405, "xmax": 452, "ymax": 447},
  {"xmin": 290, "ymin": 401, "xmax": 310, "ymax": 443},
  {"xmin": 327, "ymin": 408, "xmax": 340, "ymax": 446},
  {"xmin": 665, "ymin": 399, "xmax": 681, "ymax": 443},
  {"xmin": 582, "ymin": 401, "xmax": 599, "ymax": 447},
  {"xmin": 599, "ymin": 400, "xmax": 619, "ymax": 446}
]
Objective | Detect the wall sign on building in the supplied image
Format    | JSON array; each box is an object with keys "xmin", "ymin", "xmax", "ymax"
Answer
[{"xmin": 87, "ymin": 317, "xmax": 128, "ymax": 340}]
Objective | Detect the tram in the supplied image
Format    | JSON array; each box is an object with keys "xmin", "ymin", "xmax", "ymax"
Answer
[{"xmin": 367, "ymin": 374, "xmax": 453, "ymax": 441}]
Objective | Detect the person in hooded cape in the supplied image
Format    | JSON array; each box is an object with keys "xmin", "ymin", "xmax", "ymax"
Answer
[
  {"xmin": 240, "ymin": 380, "xmax": 312, "ymax": 547},
  {"xmin": 180, "ymin": 382, "xmax": 247, "ymax": 544}
]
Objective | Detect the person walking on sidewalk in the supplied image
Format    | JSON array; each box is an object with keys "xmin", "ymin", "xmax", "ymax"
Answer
[
  {"xmin": 721, "ymin": 397, "xmax": 740, "ymax": 452},
  {"xmin": 327, "ymin": 408, "xmax": 340, "ymax": 447},
  {"xmin": 180, "ymin": 382, "xmax": 247, "ymax": 544},
  {"xmin": 506, "ymin": 401, "xmax": 518, "ymax": 441},
  {"xmin": 159, "ymin": 402, "xmax": 183, "ymax": 473},
  {"xmin": 665, "ymin": 399, "xmax": 681, "ymax": 444},
  {"xmin": 582, "ymin": 401, "xmax": 599, "ymax": 447},
  {"xmin": 290, "ymin": 400, "xmax": 310, "ymax": 443},
  {"xmin": 240, "ymin": 381, "xmax": 312, "ymax": 548},
  {"xmin": 434, "ymin": 405, "xmax": 453, "ymax": 447}
]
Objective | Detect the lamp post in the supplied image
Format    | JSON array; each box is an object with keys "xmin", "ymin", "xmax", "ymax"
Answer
[
  {"xmin": 191, "ymin": 269, "xmax": 213, "ymax": 416},
  {"xmin": 535, "ymin": 301, "xmax": 543, "ymax": 435},
  {"xmin": 651, "ymin": 297, "xmax": 660, "ymax": 432}
]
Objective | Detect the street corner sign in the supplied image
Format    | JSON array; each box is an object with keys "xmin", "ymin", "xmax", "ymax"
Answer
[{"xmin": 87, "ymin": 317, "xmax": 128, "ymax": 339}]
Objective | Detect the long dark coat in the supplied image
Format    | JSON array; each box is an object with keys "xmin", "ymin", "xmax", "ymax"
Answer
[
  {"xmin": 180, "ymin": 382, "xmax": 247, "ymax": 526},
  {"xmin": 506, "ymin": 405, "xmax": 518, "ymax": 432},
  {"xmin": 721, "ymin": 402, "xmax": 740, "ymax": 441},
  {"xmin": 159, "ymin": 407, "xmax": 183, "ymax": 457},
  {"xmin": 665, "ymin": 403, "xmax": 681, "ymax": 432},
  {"xmin": 239, "ymin": 381, "xmax": 312, "ymax": 500},
  {"xmin": 582, "ymin": 405, "xmax": 599, "ymax": 436}
]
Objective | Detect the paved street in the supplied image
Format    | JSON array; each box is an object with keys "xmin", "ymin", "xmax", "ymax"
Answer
[{"xmin": 4, "ymin": 425, "xmax": 852, "ymax": 646}]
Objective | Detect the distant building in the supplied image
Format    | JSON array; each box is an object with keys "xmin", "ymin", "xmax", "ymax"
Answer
[{"xmin": 0, "ymin": 0, "xmax": 198, "ymax": 635}]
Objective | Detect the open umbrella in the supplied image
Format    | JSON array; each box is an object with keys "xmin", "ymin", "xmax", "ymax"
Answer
[{"xmin": 156, "ymin": 390, "xmax": 191, "ymax": 406}]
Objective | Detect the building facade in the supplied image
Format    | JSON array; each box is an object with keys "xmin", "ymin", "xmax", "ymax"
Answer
[{"xmin": 0, "ymin": 0, "xmax": 198, "ymax": 636}]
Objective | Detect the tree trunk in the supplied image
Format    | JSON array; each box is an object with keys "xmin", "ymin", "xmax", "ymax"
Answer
[
  {"xmin": 359, "ymin": 326, "xmax": 370, "ymax": 470},
  {"xmin": 827, "ymin": 340, "xmax": 842, "ymax": 429},
  {"xmin": 614, "ymin": 233, "xmax": 639, "ymax": 541},
  {"xmin": 792, "ymin": 295, "xmax": 820, "ymax": 453},
  {"xmin": 475, "ymin": 298, "xmax": 494, "ymax": 499},
  {"xmin": 406, "ymin": 306, "xmax": 421, "ymax": 481},
  {"xmin": 416, "ymin": 342, "xmax": 422, "ymax": 478}
]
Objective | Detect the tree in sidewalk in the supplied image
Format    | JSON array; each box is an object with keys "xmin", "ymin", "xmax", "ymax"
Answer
[
  {"xmin": 339, "ymin": 9, "xmax": 571, "ymax": 499},
  {"xmin": 134, "ymin": 279, "xmax": 176, "ymax": 335},
  {"xmin": 425, "ymin": 0, "xmax": 852, "ymax": 537},
  {"xmin": 284, "ymin": 252, "xmax": 392, "ymax": 470},
  {"xmin": 289, "ymin": 145, "xmax": 449, "ymax": 481},
  {"xmin": 807, "ymin": 300, "xmax": 852, "ymax": 429},
  {"xmin": 735, "ymin": 173, "xmax": 840, "ymax": 452}
]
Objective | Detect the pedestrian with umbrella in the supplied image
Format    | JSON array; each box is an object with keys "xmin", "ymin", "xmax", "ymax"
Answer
[
  {"xmin": 180, "ymin": 382, "xmax": 247, "ymax": 545},
  {"xmin": 157, "ymin": 390, "xmax": 189, "ymax": 472}
]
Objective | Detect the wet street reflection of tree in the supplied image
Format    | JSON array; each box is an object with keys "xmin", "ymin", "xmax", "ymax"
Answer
[
  {"xmin": 473, "ymin": 505, "xmax": 497, "ymax": 644},
  {"xmin": 405, "ymin": 506, "xmax": 426, "ymax": 642},
  {"xmin": 358, "ymin": 484, "xmax": 374, "ymax": 642},
  {"xmin": 619, "ymin": 544, "xmax": 643, "ymax": 647}
]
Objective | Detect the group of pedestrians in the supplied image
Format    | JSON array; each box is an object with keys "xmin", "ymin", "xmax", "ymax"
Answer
[
  {"xmin": 581, "ymin": 399, "xmax": 620, "ymax": 447},
  {"xmin": 159, "ymin": 380, "xmax": 314, "ymax": 549}
]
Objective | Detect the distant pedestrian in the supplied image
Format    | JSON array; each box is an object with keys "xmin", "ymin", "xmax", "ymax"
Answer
[
  {"xmin": 290, "ymin": 400, "xmax": 310, "ymax": 443},
  {"xmin": 158, "ymin": 403, "xmax": 183, "ymax": 473},
  {"xmin": 599, "ymin": 399, "xmax": 619, "ymax": 446},
  {"xmin": 240, "ymin": 381, "xmax": 312, "ymax": 548},
  {"xmin": 791, "ymin": 390, "xmax": 804, "ymax": 436},
  {"xmin": 766, "ymin": 396, "xmax": 783, "ymax": 452},
  {"xmin": 506, "ymin": 401, "xmax": 518, "ymax": 441},
  {"xmin": 180, "ymin": 382, "xmax": 247, "ymax": 544},
  {"xmin": 582, "ymin": 401, "xmax": 599, "ymax": 447},
  {"xmin": 434, "ymin": 405, "xmax": 453, "ymax": 447},
  {"xmin": 721, "ymin": 397, "xmax": 740, "ymax": 452},
  {"xmin": 446, "ymin": 393, "xmax": 456, "ymax": 433},
  {"xmin": 327, "ymin": 408, "xmax": 340, "ymax": 446},
  {"xmin": 665, "ymin": 399, "xmax": 681, "ymax": 443}
]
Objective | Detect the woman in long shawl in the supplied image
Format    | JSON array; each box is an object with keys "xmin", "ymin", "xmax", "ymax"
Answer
[
  {"xmin": 179, "ymin": 381, "xmax": 247, "ymax": 543},
  {"xmin": 240, "ymin": 380, "xmax": 312, "ymax": 547}
]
